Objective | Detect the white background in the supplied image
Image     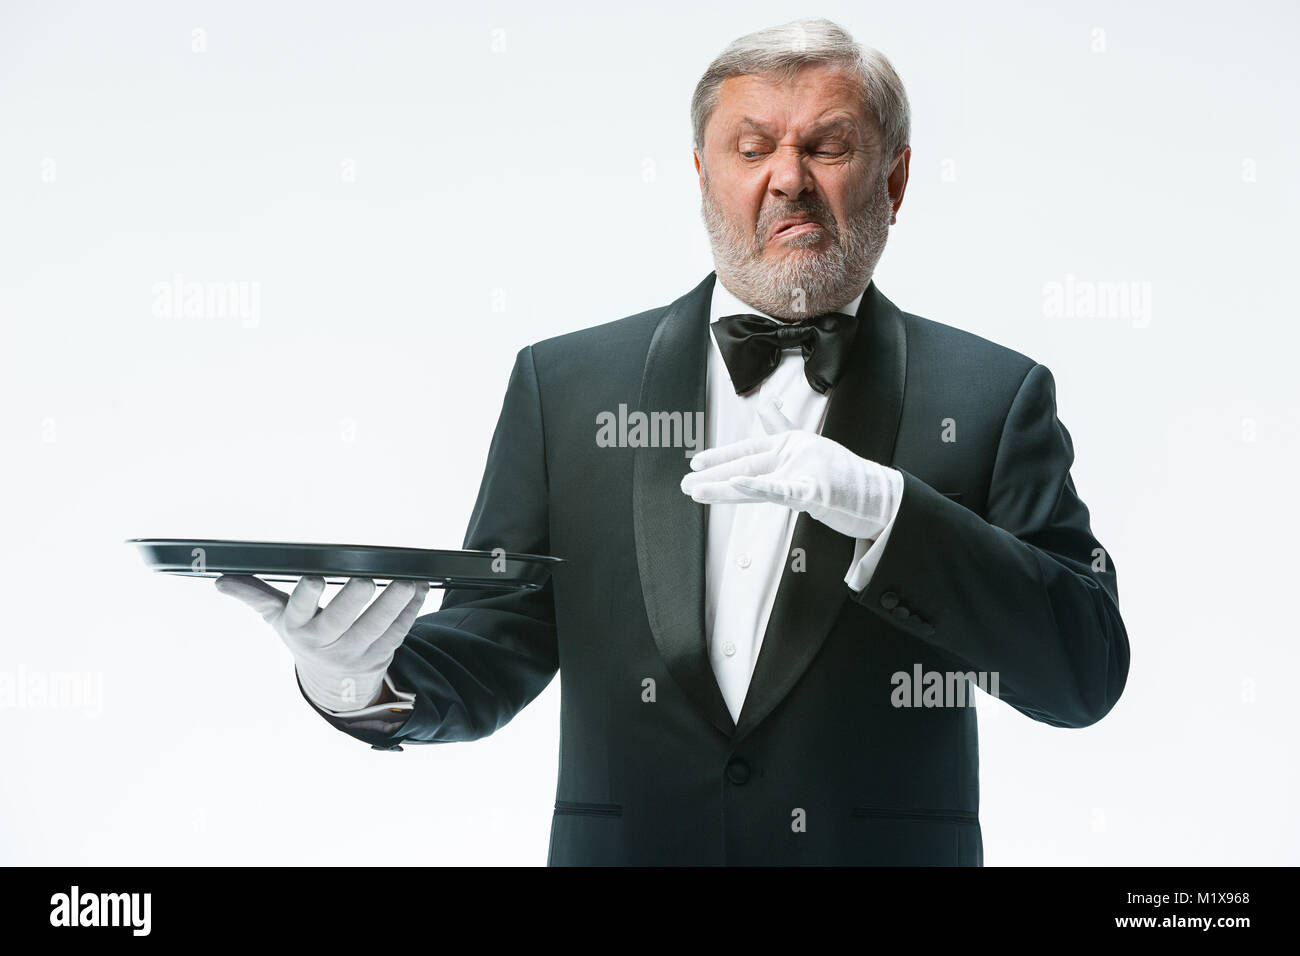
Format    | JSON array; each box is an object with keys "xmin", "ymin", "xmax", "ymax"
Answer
[{"xmin": 2, "ymin": 0, "xmax": 1296, "ymax": 865}]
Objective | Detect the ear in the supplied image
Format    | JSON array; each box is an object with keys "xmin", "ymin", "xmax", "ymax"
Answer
[{"xmin": 887, "ymin": 146, "xmax": 911, "ymax": 222}]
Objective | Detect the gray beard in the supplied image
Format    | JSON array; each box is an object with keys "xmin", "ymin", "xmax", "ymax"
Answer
[{"xmin": 700, "ymin": 167, "xmax": 893, "ymax": 321}]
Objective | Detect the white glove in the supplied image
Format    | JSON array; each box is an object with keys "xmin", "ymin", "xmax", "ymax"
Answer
[
  {"xmin": 680, "ymin": 399, "xmax": 903, "ymax": 542},
  {"xmin": 214, "ymin": 574, "xmax": 429, "ymax": 713}
]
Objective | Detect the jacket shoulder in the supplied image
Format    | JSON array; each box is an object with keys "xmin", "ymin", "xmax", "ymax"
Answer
[
  {"xmin": 901, "ymin": 309, "xmax": 1039, "ymax": 384},
  {"xmin": 529, "ymin": 305, "xmax": 667, "ymax": 361}
]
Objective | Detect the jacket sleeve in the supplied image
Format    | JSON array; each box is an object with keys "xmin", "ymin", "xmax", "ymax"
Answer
[
  {"xmin": 849, "ymin": 363, "xmax": 1130, "ymax": 728},
  {"xmin": 300, "ymin": 345, "xmax": 560, "ymax": 749}
]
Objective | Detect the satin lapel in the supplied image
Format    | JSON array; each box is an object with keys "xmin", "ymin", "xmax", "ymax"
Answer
[
  {"xmin": 732, "ymin": 281, "xmax": 909, "ymax": 743},
  {"xmin": 632, "ymin": 271, "xmax": 736, "ymax": 738}
]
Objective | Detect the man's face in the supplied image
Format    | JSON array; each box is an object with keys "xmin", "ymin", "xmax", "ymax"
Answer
[{"xmin": 695, "ymin": 62, "xmax": 909, "ymax": 320}]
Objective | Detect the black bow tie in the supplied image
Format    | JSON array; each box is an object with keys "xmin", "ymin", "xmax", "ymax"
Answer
[{"xmin": 711, "ymin": 311, "xmax": 859, "ymax": 395}]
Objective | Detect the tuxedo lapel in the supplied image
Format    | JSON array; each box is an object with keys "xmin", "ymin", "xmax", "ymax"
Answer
[
  {"xmin": 632, "ymin": 271, "xmax": 736, "ymax": 738},
  {"xmin": 732, "ymin": 280, "xmax": 909, "ymax": 743}
]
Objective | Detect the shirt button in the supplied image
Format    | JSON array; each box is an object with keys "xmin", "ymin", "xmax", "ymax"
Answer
[
  {"xmin": 722, "ymin": 641, "xmax": 736, "ymax": 657},
  {"xmin": 736, "ymin": 554, "xmax": 751, "ymax": 569}
]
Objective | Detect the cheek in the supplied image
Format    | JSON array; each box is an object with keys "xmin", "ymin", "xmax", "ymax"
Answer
[
  {"xmin": 721, "ymin": 185, "xmax": 765, "ymax": 230},
  {"xmin": 731, "ymin": 177, "xmax": 765, "ymax": 216},
  {"xmin": 837, "ymin": 176, "xmax": 878, "ymax": 219}
]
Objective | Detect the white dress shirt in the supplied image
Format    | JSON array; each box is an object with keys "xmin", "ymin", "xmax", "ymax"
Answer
[
  {"xmin": 320, "ymin": 278, "xmax": 902, "ymax": 724},
  {"xmin": 702, "ymin": 278, "xmax": 898, "ymax": 722}
]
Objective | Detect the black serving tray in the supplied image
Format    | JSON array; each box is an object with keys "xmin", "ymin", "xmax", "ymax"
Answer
[{"xmin": 128, "ymin": 538, "xmax": 561, "ymax": 591}]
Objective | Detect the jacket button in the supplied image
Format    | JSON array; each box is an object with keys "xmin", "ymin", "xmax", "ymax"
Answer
[
  {"xmin": 918, "ymin": 621, "xmax": 936, "ymax": 636},
  {"xmin": 880, "ymin": 591, "xmax": 899, "ymax": 610},
  {"xmin": 725, "ymin": 758, "xmax": 751, "ymax": 785},
  {"xmin": 892, "ymin": 605, "xmax": 910, "ymax": 620}
]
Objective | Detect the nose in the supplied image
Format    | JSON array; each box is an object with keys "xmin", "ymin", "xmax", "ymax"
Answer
[{"xmin": 766, "ymin": 146, "xmax": 816, "ymax": 201}]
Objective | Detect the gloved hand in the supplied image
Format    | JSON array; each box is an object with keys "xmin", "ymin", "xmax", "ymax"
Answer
[
  {"xmin": 214, "ymin": 574, "xmax": 429, "ymax": 713},
  {"xmin": 680, "ymin": 398, "xmax": 903, "ymax": 541}
]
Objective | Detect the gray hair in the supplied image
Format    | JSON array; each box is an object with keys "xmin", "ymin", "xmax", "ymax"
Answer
[{"xmin": 690, "ymin": 18, "xmax": 911, "ymax": 163}]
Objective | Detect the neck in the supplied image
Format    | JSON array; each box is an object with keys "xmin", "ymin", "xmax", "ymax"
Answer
[{"xmin": 716, "ymin": 273, "xmax": 870, "ymax": 324}]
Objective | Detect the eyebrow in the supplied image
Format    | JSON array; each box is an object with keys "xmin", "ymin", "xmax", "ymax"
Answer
[{"xmin": 736, "ymin": 116, "xmax": 862, "ymax": 138}]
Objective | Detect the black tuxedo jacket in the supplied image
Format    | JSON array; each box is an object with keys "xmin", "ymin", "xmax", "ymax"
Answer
[{"xmin": 302, "ymin": 271, "xmax": 1130, "ymax": 866}]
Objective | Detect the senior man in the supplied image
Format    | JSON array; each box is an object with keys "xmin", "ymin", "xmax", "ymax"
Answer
[{"xmin": 218, "ymin": 17, "xmax": 1129, "ymax": 866}]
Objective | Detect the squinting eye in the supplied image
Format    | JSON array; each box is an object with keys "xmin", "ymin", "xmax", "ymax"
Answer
[{"xmin": 741, "ymin": 151, "xmax": 763, "ymax": 159}]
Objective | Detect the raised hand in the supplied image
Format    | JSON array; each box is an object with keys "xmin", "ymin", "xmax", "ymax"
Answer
[{"xmin": 680, "ymin": 398, "xmax": 902, "ymax": 541}]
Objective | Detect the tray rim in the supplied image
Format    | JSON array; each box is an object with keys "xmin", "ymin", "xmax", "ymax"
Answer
[{"xmin": 126, "ymin": 537, "xmax": 563, "ymax": 564}]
